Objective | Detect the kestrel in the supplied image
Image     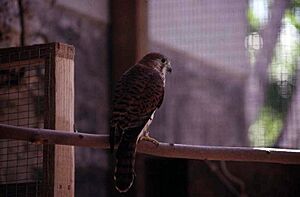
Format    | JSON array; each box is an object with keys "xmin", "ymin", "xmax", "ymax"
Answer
[{"xmin": 110, "ymin": 52, "xmax": 172, "ymax": 192}]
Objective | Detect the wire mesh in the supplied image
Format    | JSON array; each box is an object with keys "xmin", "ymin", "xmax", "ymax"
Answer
[
  {"xmin": 247, "ymin": 0, "xmax": 300, "ymax": 148},
  {"xmin": 149, "ymin": 0, "xmax": 248, "ymax": 69},
  {"xmin": 148, "ymin": 0, "xmax": 300, "ymax": 148},
  {"xmin": 0, "ymin": 49, "xmax": 45, "ymax": 197}
]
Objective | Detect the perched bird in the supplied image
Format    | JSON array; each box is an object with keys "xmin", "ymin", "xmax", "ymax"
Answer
[{"xmin": 110, "ymin": 52, "xmax": 172, "ymax": 193}]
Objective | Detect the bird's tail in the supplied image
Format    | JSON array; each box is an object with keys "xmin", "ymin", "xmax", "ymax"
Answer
[{"xmin": 114, "ymin": 131, "xmax": 138, "ymax": 193}]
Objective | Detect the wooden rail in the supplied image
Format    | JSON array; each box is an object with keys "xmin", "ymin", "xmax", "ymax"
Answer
[{"xmin": 0, "ymin": 123, "xmax": 300, "ymax": 164}]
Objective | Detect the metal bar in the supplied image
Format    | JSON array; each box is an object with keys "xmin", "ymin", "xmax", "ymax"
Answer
[{"xmin": 0, "ymin": 123, "xmax": 299, "ymax": 164}]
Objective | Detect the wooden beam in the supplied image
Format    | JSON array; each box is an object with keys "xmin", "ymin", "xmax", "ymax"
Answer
[
  {"xmin": 1, "ymin": 124, "xmax": 300, "ymax": 165},
  {"xmin": 110, "ymin": 0, "xmax": 148, "ymax": 83},
  {"xmin": 43, "ymin": 43, "xmax": 75, "ymax": 197}
]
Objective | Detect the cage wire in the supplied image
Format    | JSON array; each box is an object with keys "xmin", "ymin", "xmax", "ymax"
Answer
[
  {"xmin": 0, "ymin": 47, "xmax": 46, "ymax": 196},
  {"xmin": 149, "ymin": 0, "xmax": 248, "ymax": 69},
  {"xmin": 148, "ymin": 0, "xmax": 300, "ymax": 148},
  {"xmin": 248, "ymin": 0, "xmax": 300, "ymax": 147}
]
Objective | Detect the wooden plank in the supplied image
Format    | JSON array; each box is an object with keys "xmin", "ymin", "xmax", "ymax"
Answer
[
  {"xmin": 54, "ymin": 55, "xmax": 74, "ymax": 197},
  {"xmin": 43, "ymin": 43, "xmax": 75, "ymax": 197},
  {"xmin": 110, "ymin": 0, "xmax": 148, "ymax": 83},
  {"xmin": 0, "ymin": 58, "xmax": 44, "ymax": 68},
  {"xmin": 135, "ymin": 0, "xmax": 148, "ymax": 61}
]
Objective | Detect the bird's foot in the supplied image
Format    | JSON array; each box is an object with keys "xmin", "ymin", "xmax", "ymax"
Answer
[{"xmin": 139, "ymin": 135, "xmax": 159, "ymax": 147}]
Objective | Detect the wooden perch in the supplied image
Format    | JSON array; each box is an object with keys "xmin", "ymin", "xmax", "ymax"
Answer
[{"xmin": 0, "ymin": 123, "xmax": 299, "ymax": 164}]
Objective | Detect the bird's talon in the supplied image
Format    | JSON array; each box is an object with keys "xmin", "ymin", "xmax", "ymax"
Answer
[{"xmin": 139, "ymin": 136, "xmax": 159, "ymax": 147}]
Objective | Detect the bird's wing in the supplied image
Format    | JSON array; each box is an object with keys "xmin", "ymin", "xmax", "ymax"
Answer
[{"xmin": 109, "ymin": 64, "xmax": 164, "ymax": 151}]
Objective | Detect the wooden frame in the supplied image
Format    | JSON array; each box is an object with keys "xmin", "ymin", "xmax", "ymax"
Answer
[{"xmin": 0, "ymin": 43, "xmax": 75, "ymax": 197}]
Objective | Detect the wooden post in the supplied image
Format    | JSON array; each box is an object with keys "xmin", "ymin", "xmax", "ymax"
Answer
[
  {"xmin": 43, "ymin": 43, "xmax": 75, "ymax": 197},
  {"xmin": 110, "ymin": 0, "xmax": 148, "ymax": 83}
]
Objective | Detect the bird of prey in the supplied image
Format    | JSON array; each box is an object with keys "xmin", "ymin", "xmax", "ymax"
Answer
[{"xmin": 110, "ymin": 52, "xmax": 172, "ymax": 193}]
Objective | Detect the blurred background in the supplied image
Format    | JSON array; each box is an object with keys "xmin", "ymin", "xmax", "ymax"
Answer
[{"xmin": 0, "ymin": 0, "xmax": 299, "ymax": 196}]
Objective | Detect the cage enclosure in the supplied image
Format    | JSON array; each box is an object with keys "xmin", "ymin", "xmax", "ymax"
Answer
[
  {"xmin": 0, "ymin": 43, "xmax": 74, "ymax": 197},
  {"xmin": 0, "ymin": 0, "xmax": 300, "ymax": 197}
]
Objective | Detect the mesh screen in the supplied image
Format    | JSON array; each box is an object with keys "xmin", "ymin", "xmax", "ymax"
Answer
[
  {"xmin": 148, "ymin": 0, "xmax": 300, "ymax": 148},
  {"xmin": 149, "ymin": 0, "xmax": 248, "ymax": 69},
  {"xmin": 247, "ymin": 0, "xmax": 300, "ymax": 148},
  {"xmin": 0, "ymin": 50, "xmax": 46, "ymax": 196}
]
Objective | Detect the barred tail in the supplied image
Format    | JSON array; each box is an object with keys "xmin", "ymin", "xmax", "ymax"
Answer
[
  {"xmin": 110, "ymin": 126, "xmax": 122, "ymax": 153},
  {"xmin": 114, "ymin": 133, "xmax": 138, "ymax": 193}
]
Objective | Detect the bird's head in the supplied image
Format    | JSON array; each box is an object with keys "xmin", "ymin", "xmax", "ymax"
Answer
[{"xmin": 139, "ymin": 52, "xmax": 172, "ymax": 74}]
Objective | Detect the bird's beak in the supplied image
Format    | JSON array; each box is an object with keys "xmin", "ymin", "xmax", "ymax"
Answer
[{"xmin": 166, "ymin": 62, "xmax": 172, "ymax": 73}]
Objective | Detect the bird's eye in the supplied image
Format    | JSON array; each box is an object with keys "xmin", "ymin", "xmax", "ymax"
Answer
[{"xmin": 161, "ymin": 58, "xmax": 167, "ymax": 64}]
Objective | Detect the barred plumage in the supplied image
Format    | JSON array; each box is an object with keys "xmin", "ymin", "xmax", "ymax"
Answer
[{"xmin": 110, "ymin": 53, "xmax": 172, "ymax": 193}]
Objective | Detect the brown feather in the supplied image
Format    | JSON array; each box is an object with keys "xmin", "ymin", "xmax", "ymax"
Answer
[{"xmin": 109, "ymin": 53, "xmax": 170, "ymax": 192}]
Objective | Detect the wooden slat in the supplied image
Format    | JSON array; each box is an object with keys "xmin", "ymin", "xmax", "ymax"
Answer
[
  {"xmin": 54, "ymin": 54, "xmax": 74, "ymax": 197},
  {"xmin": 43, "ymin": 43, "xmax": 75, "ymax": 197}
]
